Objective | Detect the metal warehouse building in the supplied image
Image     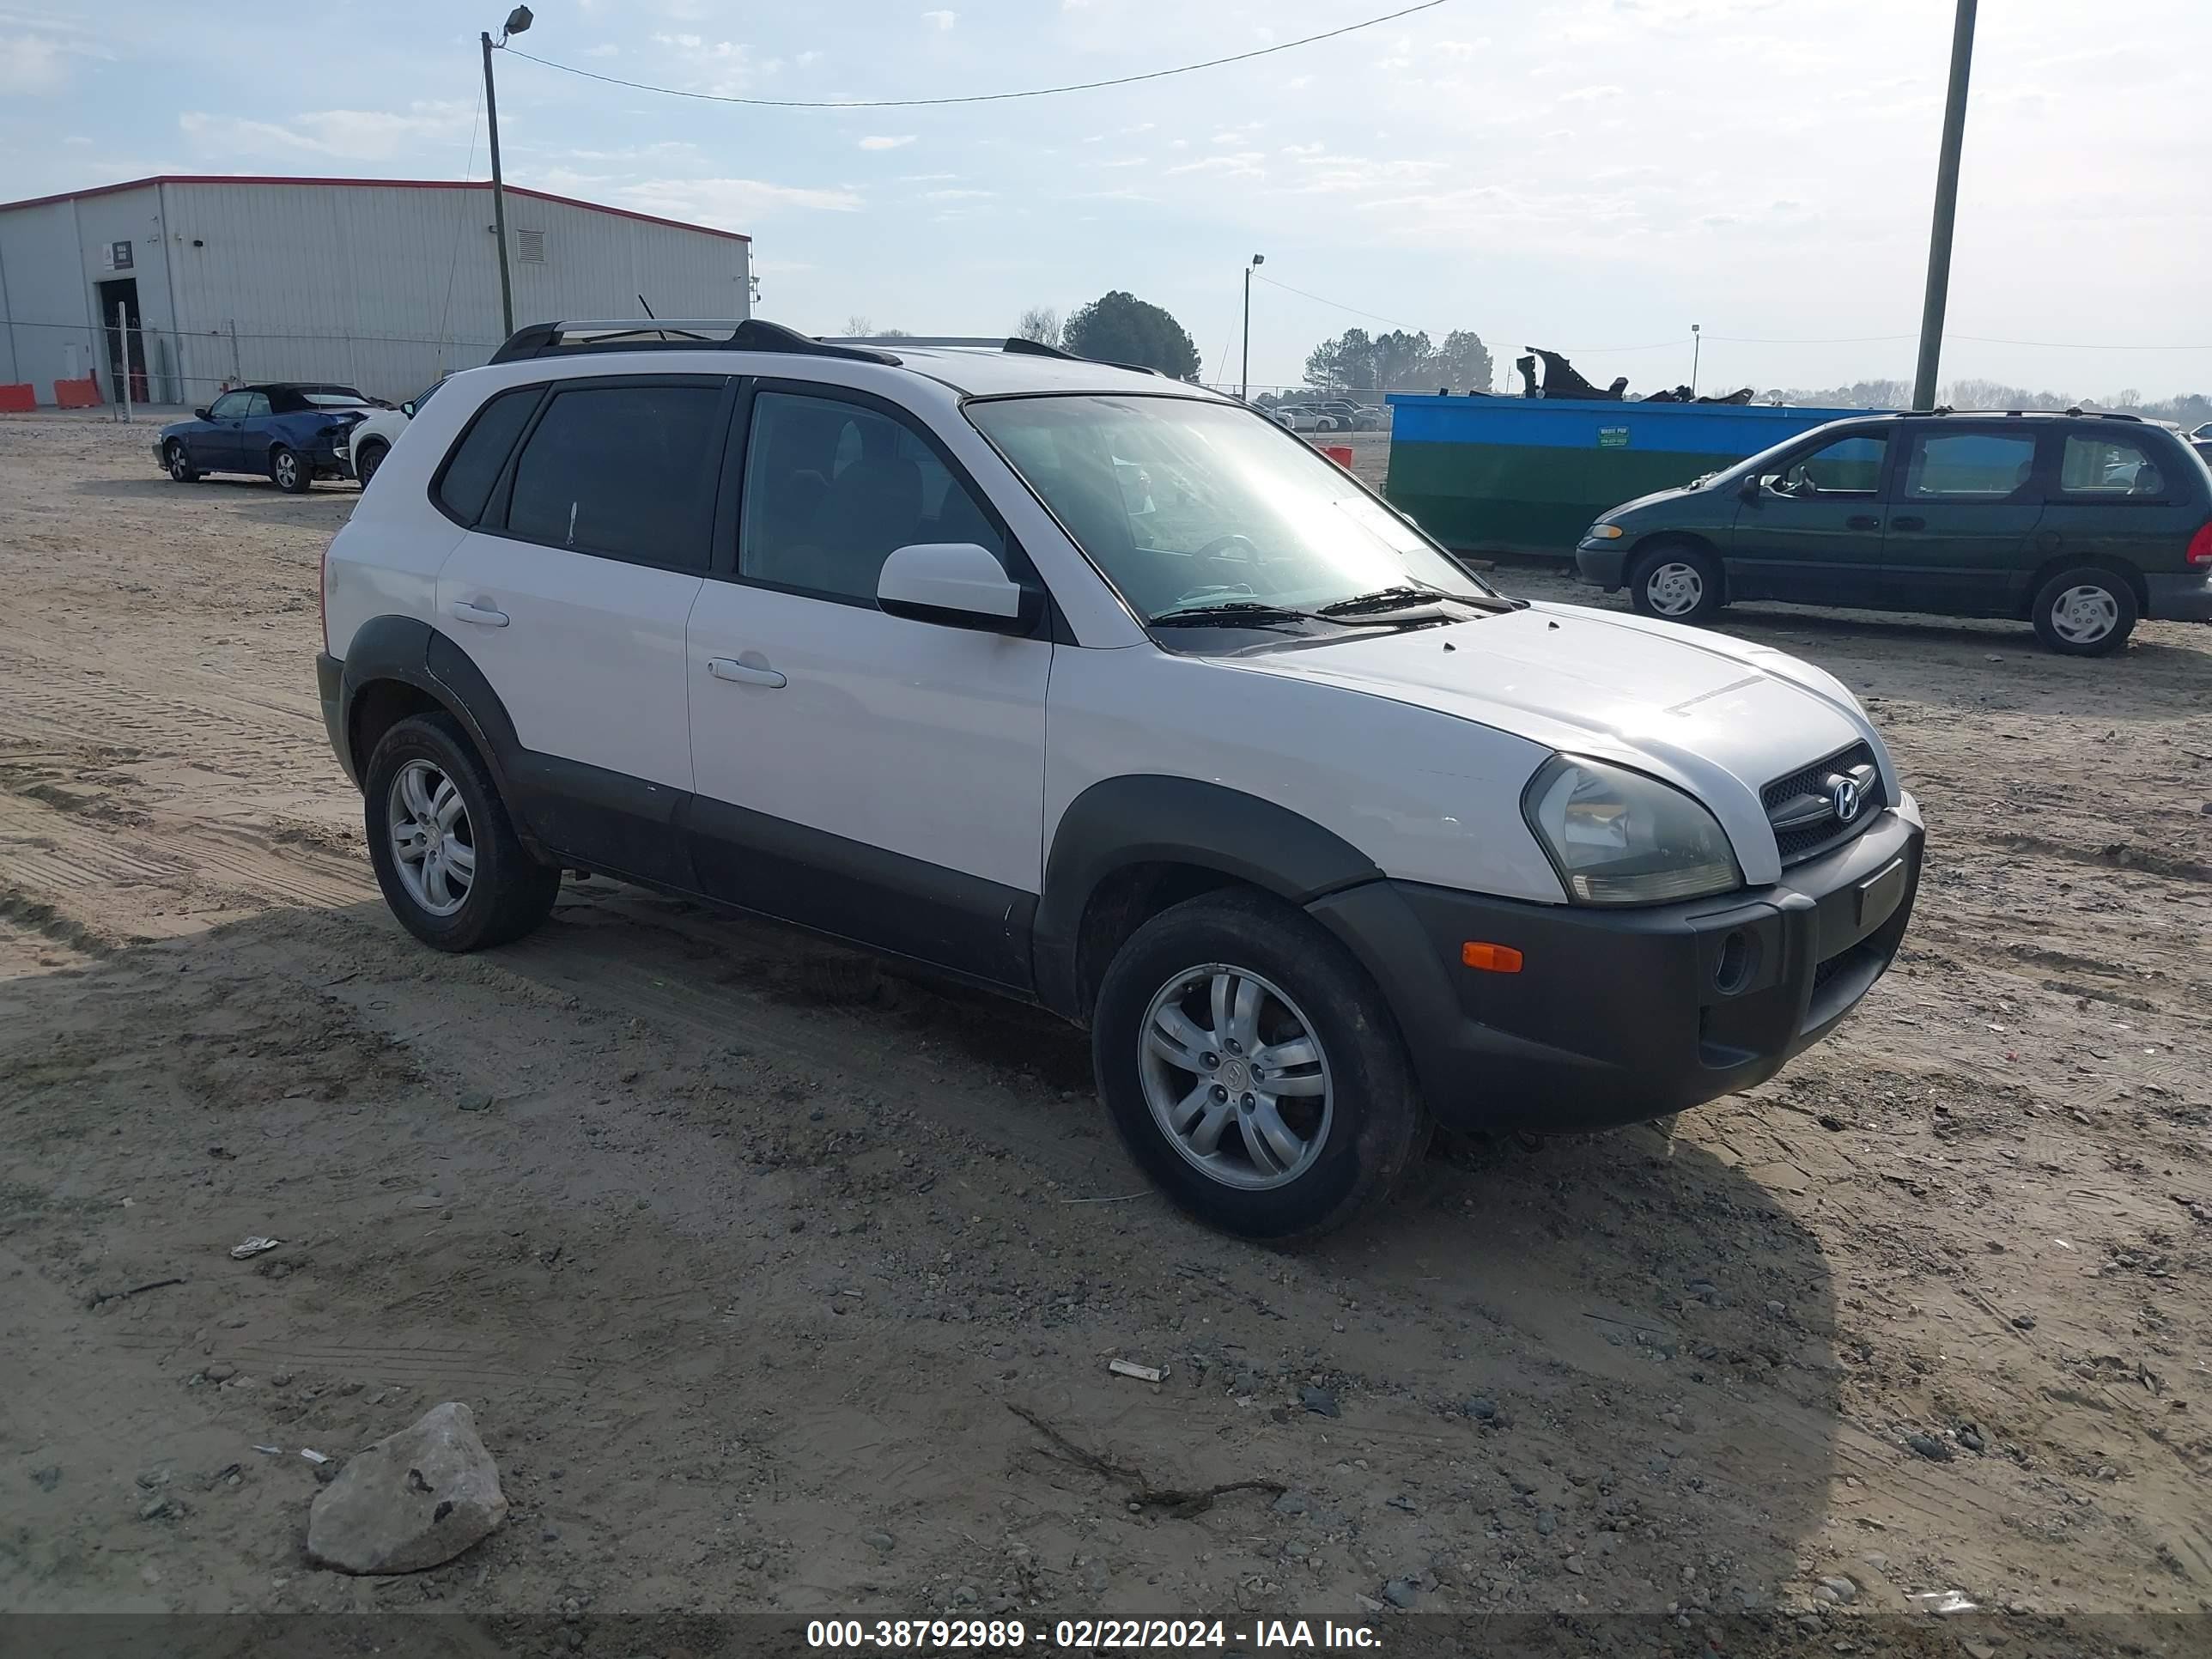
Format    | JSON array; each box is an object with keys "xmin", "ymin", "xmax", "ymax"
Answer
[{"xmin": 0, "ymin": 174, "xmax": 751, "ymax": 408}]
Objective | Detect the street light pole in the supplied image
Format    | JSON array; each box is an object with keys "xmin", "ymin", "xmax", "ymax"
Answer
[
  {"xmin": 482, "ymin": 7, "xmax": 535, "ymax": 340},
  {"xmin": 1913, "ymin": 0, "xmax": 1978, "ymax": 410},
  {"xmin": 1241, "ymin": 253, "xmax": 1264, "ymax": 402},
  {"xmin": 1690, "ymin": 323, "xmax": 1702, "ymax": 399}
]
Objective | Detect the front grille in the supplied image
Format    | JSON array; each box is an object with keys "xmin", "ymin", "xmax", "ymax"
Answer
[{"xmin": 1762, "ymin": 740, "xmax": 1882, "ymax": 866}]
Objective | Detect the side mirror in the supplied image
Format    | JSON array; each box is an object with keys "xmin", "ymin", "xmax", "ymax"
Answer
[
  {"xmin": 193, "ymin": 406, "xmax": 212, "ymax": 422},
  {"xmin": 400, "ymin": 401, "xmax": 416, "ymax": 418},
  {"xmin": 878, "ymin": 542, "xmax": 1038, "ymax": 635},
  {"xmin": 1741, "ymin": 474, "xmax": 1771, "ymax": 500}
]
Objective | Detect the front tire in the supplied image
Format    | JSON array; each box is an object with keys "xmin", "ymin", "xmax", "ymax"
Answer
[
  {"xmin": 270, "ymin": 445, "xmax": 311, "ymax": 494},
  {"xmin": 1628, "ymin": 540, "xmax": 1725, "ymax": 624},
  {"xmin": 164, "ymin": 441, "xmax": 202, "ymax": 483},
  {"xmin": 2031, "ymin": 566, "xmax": 2136, "ymax": 656},
  {"xmin": 1092, "ymin": 890, "xmax": 1425, "ymax": 1240},
  {"xmin": 355, "ymin": 440, "xmax": 387, "ymax": 489},
  {"xmin": 363, "ymin": 713, "xmax": 559, "ymax": 952}
]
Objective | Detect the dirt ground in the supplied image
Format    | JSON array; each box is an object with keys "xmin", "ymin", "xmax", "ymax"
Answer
[{"xmin": 2, "ymin": 412, "xmax": 2209, "ymax": 1648}]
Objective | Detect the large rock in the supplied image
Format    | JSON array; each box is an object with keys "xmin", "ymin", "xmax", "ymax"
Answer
[{"xmin": 307, "ymin": 1401, "xmax": 507, "ymax": 1574}]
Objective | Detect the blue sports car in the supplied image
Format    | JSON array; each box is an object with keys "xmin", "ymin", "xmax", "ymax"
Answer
[{"xmin": 154, "ymin": 383, "xmax": 383, "ymax": 494}]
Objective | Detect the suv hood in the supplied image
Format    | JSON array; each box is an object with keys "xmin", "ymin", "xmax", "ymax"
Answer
[{"xmin": 1224, "ymin": 601, "xmax": 1888, "ymax": 886}]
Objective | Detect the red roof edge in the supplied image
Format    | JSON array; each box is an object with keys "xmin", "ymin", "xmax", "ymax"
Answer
[{"xmin": 0, "ymin": 174, "xmax": 750, "ymax": 242}]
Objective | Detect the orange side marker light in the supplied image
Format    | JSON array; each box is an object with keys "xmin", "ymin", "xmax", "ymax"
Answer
[{"xmin": 1461, "ymin": 942, "xmax": 1524, "ymax": 974}]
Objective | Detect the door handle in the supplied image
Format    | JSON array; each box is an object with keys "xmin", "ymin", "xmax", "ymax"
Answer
[
  {"xmin": 708, "ymin": 655, "xmax": 787, "ymax": 689},
  {"xmin": 1844, "ymin": 514, "xmax": 1881, "ymax": 532},
  {"xmin": 1889, "ymin": 515, "xmax": 1925, "ymax": 532},
  {"xmin": 450, "ymin": 599, "xmax": 509, "ymax": 627}
]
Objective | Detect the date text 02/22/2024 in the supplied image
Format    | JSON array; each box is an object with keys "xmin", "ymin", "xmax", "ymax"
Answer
[{"xmin": 805, "ymin": 1619, "xmax": 1383, "ymax": 1650}]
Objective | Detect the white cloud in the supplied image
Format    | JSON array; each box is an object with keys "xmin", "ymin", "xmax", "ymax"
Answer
[
  {"xmin": 178, "ymin": 100, "xmax": 475, "ymax": 161},
  {"xmin": 898, "ymin": 172, "xmax": 958, "ymax": 181},
  {"xmin": 1435, "ymin": 38, "xmax": 1489, "ymax": 58},
  {"xmin": 921, "ymin": 9, "xmax": 957, "ymax": 28},
  {"xmin": 859, "ymin": 134, "xmax": 916, "ymax": 150},
  {"xmin": 796, "ymin": 49, "xmax": 822, "ymax": 66},
  {"xmin": 652, "ymin": 32, "xmax": 703, "ymax": 49},
  {"xmin": 1281, "ymin": 75, "xmax": 1312, "ymax": 91},
  {"xmin": 582, "ymin": 43, "xmax": 619, "ymax": 58},
  {"xmin": 1165, "ymin": 151, "xmax": 1264, "ymax": 179},
  {"xmin": 0, "ymin": 29, "xmax": 106, "ymax": 95},
  {"xmin": 1558, "ymin": 84, "xmax": 1623, "ymax": 102},
  {"xmin": 617, "ymin": 176, "xmax": 864, "ymax": 224},
  {"xmin": 924, "ymin": 187, "xmax": 993, "ymax": 199}
]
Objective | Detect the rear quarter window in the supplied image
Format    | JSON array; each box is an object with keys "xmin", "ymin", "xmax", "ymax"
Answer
[{"xmin": 434, "ymin": 386, "xmax": 542, "ymax": 526}]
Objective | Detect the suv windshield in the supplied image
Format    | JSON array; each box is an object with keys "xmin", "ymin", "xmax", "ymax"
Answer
[{"xmin": 967, "ymin": 394, "xmax": 1488, "ymax": 623}]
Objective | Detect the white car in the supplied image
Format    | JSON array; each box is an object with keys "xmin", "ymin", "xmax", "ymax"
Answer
[
  {"xmin": 337, "ymin": 378, "xmax": 450, "ymax": 488},
  {"xmin": 1270, "ymin": 404, "xmax": 1325, "ymax": 433},
  {"xmin": 317, "ymin": 319, "xmax": 1923, "ymax": 1238}
]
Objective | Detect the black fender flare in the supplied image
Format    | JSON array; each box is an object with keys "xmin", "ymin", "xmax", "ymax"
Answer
[
  {"xmin": 1032, "ymin": 775, "xmax": 1382, "ymax": 1019},
  {"xmin": 337, "ymin": 616, "xmax": 540, "ymax": 852}
]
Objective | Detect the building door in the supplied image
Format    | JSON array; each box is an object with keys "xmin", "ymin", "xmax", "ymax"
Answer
[{"xmin": 94, "ymin": 278, "xmax": 142, "ymax": 402}]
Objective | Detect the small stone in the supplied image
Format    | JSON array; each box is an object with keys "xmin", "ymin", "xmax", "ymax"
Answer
[
  {"xmin": 458, "ymin": 1093, "xmax": 494, "ymax": 1113},
  {"xmin": 1564, "ymin": 1555, "xmax": 1586, "ymax": 1577},
  {"xmin": 1271, "ymin": 1491, "xmax": 1309, "ymax": 1516},
  {"xmin": 1536, "ymin": 1509, "xmax": 1557, "ymax": 1536},
  {"xmin": 138, "ymin": 1495, "xmax": 175, "ymax": 1522},
  {"xmin": 1959, "ymin": 1428, "xmax": 1985, "ymax": 1454},
  {"xmin": 1466, "ymin": 1396, "xmax": 1498, "ymax": 1419},
  {"xmin": 1906, "ymin": 1432, "xmax": 1953, "ymax": 1462},
  {"xmin": 272, "ymin": 1373, "xmax": 294, "ymax": 1388},
  {"xmin": 204, "ymin": 1362, "xmax": 236, "ymax": 1382},
  {"xmin": 31, "ymin": 1467, "xmax": 61, "ymax": 1492},
  {"xmin": 1820, "ymin": 1576, "xmax": 1858, "ymax": 1605},
  {"xmin": 1300, "ymin": 1388, "xmax": 1340, "ymax": 1419},
  {"xmin": 864, "ymin": 1530, "xmax": 896, "ymax": 1553},
  {"xmin": 1817, "ymin": 1113, "xmax": 1846, "ymax": 1131},
  {"xmin": 1382, "ymin": 1578, "xmax": 1419, "ymax": 1608},
  {"xmin": 2010, "ymin": 1314, "xmax": 2037, "ymax": 1330},
  {"xmin": 1509, "ymin": 1474, "xmax": 1538, "ymax": 1495},
  {"xmin": 952, "ymin": 1584, "xmax": 979, "ymax": 1607},
  {"xmin": 541, "ymin": 1527, "xmax": 559, "ymax": 1543}
]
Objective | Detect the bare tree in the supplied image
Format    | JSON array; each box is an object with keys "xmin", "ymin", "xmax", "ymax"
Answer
[
  {"xmin": 1016, "ymin": 307, "xmax": 1061, "ymax": 349},
  {"xmin": 842, "ymin": 314, "xmax": 874, "ymax": 337}
]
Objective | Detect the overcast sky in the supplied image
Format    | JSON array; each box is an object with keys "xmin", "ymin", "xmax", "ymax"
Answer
[{"xmin": 3, "ymin": 0, "xmax": 2206, "ymax": 397}]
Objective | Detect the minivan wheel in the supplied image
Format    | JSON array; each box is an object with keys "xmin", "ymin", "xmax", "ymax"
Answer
[
  {"xmin": 1628, "ymin": 541, "xmax": 1724, "ymax": 623},
  {"xmin": 363, "ymin": 713, "xmax": 560, "ymax": 951},
  {"xmin": 1092, "ymin": 890, "xmax": 1425, "ymax": 1240},
  {"xmin": 2031, "ymin": 566, "xmax": 2136, "ymax": 656}
]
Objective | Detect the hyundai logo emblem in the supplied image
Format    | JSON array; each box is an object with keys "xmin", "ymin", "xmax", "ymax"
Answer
[{"xmin": 1829, "ymin": 776, "xmax": 1863, "ymax": 823}]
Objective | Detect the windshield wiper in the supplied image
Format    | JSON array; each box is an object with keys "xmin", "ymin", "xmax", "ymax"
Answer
[
  {"xmin": 1147, "ymin": 601, "xmax": 1328, "ymax": 628},
  {"xmin": 1316, "ymin": 584, "xmax": 1492, "ymax": 617}
]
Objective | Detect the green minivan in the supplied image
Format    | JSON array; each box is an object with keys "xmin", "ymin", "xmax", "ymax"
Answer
[{"xmin": 1573, "ymin": 410, "xmax": 2212, "ymax": 654}]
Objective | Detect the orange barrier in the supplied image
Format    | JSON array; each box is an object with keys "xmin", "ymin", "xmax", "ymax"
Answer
[
  {"xmin": 1322, "ymin": 444, "xmax": 1354, "ymax": 467},
  {"xmin": 0, "ymin": 383, "xmax": 34, "ymax": 414},
  {"xmin": 52, "ymin": 376, "xmax": 101, "ymax": 409}
]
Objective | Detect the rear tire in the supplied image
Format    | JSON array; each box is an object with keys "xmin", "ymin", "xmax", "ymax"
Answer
[
  {"xmin": 2030, "ymin": 565, "xmax": 2136, "ymax": 656},
  {"xmin": 363, "ymin": 713, "xmax": 559, "ymax": 952},
  {"xmin": 164, "ymin": 441, "xmax": 202, "ymax": 483},
  {"xmin": 270, "ymin": 445, "xmax": 311, "ymax": 494},
  {"xmin": 1091, "ymin": 889, "xmax": 1425, "ymax": 1240},
  {"xmin": 1628, "ymin": 540, "xmax": 1725, "ymax": 624}
]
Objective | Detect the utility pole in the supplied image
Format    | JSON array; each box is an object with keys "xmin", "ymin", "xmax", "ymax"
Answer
[
  {"xmin": 1241, "ymin": 253, "xmax": 1264, "ymax": 402},
  {"xmin": 1913, "ymin": 0, "xmax": 1978, "ymax": 410},
  {"xmin": 482, "ymin": 8, "xmax": 535, "ymax": 339}
]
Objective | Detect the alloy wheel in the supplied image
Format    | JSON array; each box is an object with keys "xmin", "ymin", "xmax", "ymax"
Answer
[
  {"xmin": 386, "ymin": 758, "xmax": 476, "ymax": 917},
  {"xmin": 1138, "ymin": 963, "xmax": 1334, "ymax": 1190}
]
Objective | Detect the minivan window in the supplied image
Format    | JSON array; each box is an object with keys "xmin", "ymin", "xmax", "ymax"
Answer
[
  {"xmin": 1902, "ymin": 432, "xmax": 2037, "ymax": 500},
  {"xmin": 1778, "ymin": 433, "xmax": 1886, "ymax": 495},
  {"xmin": 435, "ymin": 386, "xmax": 541, "ymax": 526},
  {"xmin": 2059, "ymin": 434, "xmax": 2162, "ymax": 496},
  {"xmin": 505, "ymin": 383, "xmax": 722, "ymax": 567},
  {"xmin": 739, "ymin": 390, "xmax": 1006, "ymax": 603},
  {"xmin": 969, "ymin": 394, "xmax": 1486, "ymax": 623}
]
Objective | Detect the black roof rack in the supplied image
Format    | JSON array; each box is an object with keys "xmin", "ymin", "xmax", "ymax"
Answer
[
  {"xmin": 1895, "ymin": 405, "xmax": 2143, "ymax": 422},
  {"xmin": 487, "ymin": 318, "xmax": 902, "ymax": 368}
]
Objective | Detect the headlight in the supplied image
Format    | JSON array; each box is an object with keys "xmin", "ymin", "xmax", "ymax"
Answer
[
  {"xmin": 1586, "ymin": 523, "xmax": 1625, "ymax": 540},
  {"xmin": 1522, "ymin": 756, "xmax": 1742, "ymax": 905}
]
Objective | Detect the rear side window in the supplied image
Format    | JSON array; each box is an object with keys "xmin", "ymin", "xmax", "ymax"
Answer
[
  {"xmin": 1901, "ymin": 432, "xmax": 2037, "ymax": 500},
  {"xmin": 436, "ymin": 387, "xmax": 541, "ymax": 525},
  {"xmin": 2058, "ymin": 434, "xmax": 2165, "ymax": 497},
  {"xmin": 505, "ymin": 382, "xmax": 724, "ymax": 568}
]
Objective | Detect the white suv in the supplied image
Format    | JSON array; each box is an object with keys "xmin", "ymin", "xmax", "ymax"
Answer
[{"xmin": 317, "ymin": 319, "xmax": 1923, "ymax": 1238}]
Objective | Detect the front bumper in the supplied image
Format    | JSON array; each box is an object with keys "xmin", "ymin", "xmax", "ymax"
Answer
[
  {"xmin": 2146, "ymin": 571, "xmax": 2212, "ymax": 623},
  {"xmin": 1574, "ymin": 542, "xmax": 1629, "ymax": 588},
  {"xmin": 1308, "ymin": 797, "xmax": 1923, "ymax": 1134}
]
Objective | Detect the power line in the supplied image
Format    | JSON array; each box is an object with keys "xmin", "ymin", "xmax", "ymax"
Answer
[
  {"xmin": 1253, "ymin": 273, "xmax": 1413, "ymax": 331},
  {"xmin": 1952, "ymin": 333, "xmax": 2212, "ymax": 351},
  {"xmin": 498, "ymin": 1, "xmax": 1449, "ymax": 109}
]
